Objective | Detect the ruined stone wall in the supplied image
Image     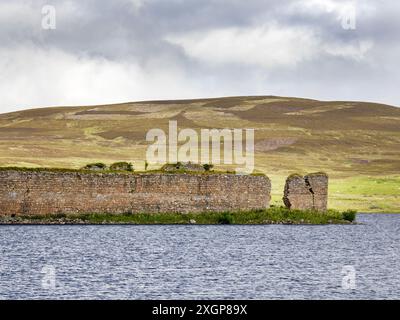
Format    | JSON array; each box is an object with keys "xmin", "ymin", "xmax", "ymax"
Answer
[
  {"xmin": 0, "ymin": 170, "xmax": 271, "ymax": 215},
  {"xmin": 283, "ymin": 173, "xmax": 328, "ymax": 212}
]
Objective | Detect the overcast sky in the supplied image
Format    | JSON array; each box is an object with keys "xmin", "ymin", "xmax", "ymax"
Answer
[{"xmin": 0, "ymin": 0, "xmax": 399, "ymax": 113}]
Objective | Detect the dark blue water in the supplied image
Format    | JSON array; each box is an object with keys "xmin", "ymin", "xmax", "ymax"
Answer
[{"xmin": 0, "ymin": 214, "xmax": 399, "ymax": 299}]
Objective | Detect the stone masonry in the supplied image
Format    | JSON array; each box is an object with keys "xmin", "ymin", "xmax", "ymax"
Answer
[
  {"xmin": 0, "ymin": 170, "xmax": 271, "ymax": 216},
  {"xmin": 282, "ymin": 173, "xmax": 328, "ymax": 212}
]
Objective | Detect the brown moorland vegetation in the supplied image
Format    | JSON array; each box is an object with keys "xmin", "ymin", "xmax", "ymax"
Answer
[{"xmin": 0, "ymin": 96, "xmax": 399, "ymax": 212}]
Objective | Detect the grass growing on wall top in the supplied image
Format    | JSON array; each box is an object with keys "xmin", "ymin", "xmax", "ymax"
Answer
[{"xmin": 0, "ymin": 166, "xmax": 266, "ymax": 176}]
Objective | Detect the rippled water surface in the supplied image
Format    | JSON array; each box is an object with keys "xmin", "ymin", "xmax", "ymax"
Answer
[{"xmin": 0, "ymin": 214, "xmax": 399, "ymax": 299}]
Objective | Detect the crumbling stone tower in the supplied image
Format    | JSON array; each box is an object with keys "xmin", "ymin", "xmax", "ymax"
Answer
[{"xmin": 283, "ymin": 172, "xmax": 328, "ymax": 212}]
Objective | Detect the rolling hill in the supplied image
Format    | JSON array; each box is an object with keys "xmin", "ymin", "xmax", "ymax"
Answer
[{"xmin": 0, "ymin": 96, "xmax": 399, "ymax": 212}]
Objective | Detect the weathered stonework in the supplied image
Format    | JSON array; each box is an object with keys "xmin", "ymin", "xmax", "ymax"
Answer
[
  {"xmin": 283, "ymin": 173, "xmax": 328, "ymax": 212},
  {"xmin": 0, "ymin": 170, "xmax": 271, "ymax": 216}
]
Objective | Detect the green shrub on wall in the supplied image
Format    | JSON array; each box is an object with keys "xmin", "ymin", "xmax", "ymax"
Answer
[
  {"xmin": 82, "ymin": 163, "xmax": 108, "ymax": 171},
  {"xmin": 202, "ymin": 164, "xmax": 214, "ymax": 171},
  {"xmin": 110, "ymin": 162, "xmax": 134, "ymax": 172}
]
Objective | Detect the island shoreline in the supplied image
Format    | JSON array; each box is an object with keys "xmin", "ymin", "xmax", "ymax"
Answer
[{"xmin": 0, "ymin": 208, "xmax": 357, "ymax": 225}]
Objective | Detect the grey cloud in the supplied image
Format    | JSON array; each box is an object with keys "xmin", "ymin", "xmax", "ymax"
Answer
[{"xmin": 0, "ymin": 0, "xmax": 399, "ymax": 112}]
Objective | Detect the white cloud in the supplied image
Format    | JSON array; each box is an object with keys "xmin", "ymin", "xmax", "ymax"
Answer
[
  {"xmin": 294, "ymin": 0, "xmax": 359, "ymax": 18},
  {"xmin": 0, "ymin": 46, "xmax": 202, "ymax": 112},
  {"xmin": 324, "ymin": 40, "xmax": 374, "ymax": 61},
  {"xmin": 130, "ymin": 0, "xmax": 146, "ymax": 11},
  {"xmin": 166, "ymin": 22, "xmax": 374, "ymax": 70},
  {"xmin": 292, "ymin": 0, "xmax": 377, "ymax": 23},
  {"xmin": 166, "ymin": 24, "xmax": 319, "ymax": 69},
  {"xmin": 296, "ymin": 0, "xmax": 354, "ymax": 13}
]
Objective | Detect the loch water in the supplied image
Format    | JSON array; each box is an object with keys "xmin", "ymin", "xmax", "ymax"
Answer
[{"xmin": 0, "ymin": 214, "xmax": 399, "ymax": 299}]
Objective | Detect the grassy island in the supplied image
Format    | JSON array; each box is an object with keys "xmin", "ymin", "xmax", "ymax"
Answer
[{"xmin": 0, "ymin": 207, "xmax": 357, "ymax": 225}]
